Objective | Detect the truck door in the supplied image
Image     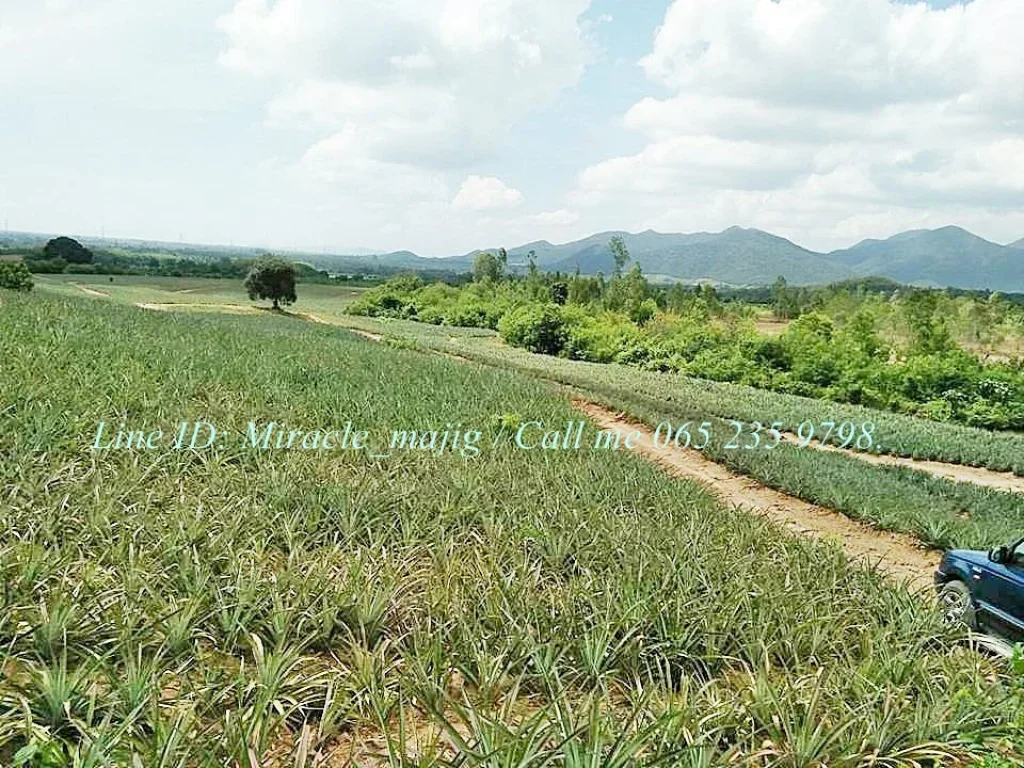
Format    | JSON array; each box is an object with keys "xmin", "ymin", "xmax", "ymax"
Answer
[{"xmin": 974, "ymin": 543, "xmax": 1024, "ymax": 639}]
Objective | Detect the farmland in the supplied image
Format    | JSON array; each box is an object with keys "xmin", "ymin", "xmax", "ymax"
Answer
[
  {"xmin": 328, "ymin": 316, "xmax": 1024, "ymax": 552},
  {"xmin": 3, "ymin": 290, "xmax": 1024, "ymax": 765},
  {"xmin": 33, "ymin": 274, "xmax": 366, "ymax": 320},
  {"xmin": 29, "ymin": 275, "xmax": 1024, "ymax": 550},
  {"xmin": 28, "ymin": 275, "xmax": 1024, "ymax": 551}
]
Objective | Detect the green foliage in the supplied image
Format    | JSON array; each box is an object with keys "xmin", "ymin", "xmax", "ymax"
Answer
[
  {"xmin": 23, "ymin": 256, "xmax": 67, "ymax": 274},
  {"xmin": 560, "ymin": 308, "xmax": 640, "ymax": 363},
  {"xmin": 608, "ymin": 235, "xmax": 630, "ymax": 276},
  {"xmin": 902, "ymin": 289, "xmax": 956, "ymax": 354},
  {"xmin": 497, "ymin": 303, "xmax": 567, "ymax": 355},
  {"xmin": 43, "ymin": 236, "xmax": 92, "ymax": 265},
  {"xmin": 350, "ymin": 274, "xmax": 511, "ymax": 328},
  {"xmin": 772, "ymin": 275, "xmax": 796, "ymax": 320},
  {"xmin": 0, "ymin": 260, "xmax": 33, "ymax": 291},
  {"xmin": 244, "ymin": 256, "xmax": 297, "ymax": 310},
  {"xmin": 472, "ymin": 251, "xmax": 504, "ymax": 284},
  {"xmin": 347, "ymin": 258, "xmax": 1024, "ymax": 430},
  {"xmin": 549, "ymin": 281, "xmax": 568, "ymax": 305}
]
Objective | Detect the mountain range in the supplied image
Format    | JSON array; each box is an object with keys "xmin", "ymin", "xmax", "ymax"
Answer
[
  {"xmin": 316, "ymin": 225, "xmax": 1024, "ymax": 291},
  {"xmin": 10, "ymin": 224, "xmax": 1018, "ymax": 291}
]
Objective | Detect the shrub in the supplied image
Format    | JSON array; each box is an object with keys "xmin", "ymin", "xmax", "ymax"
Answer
[
  {"xmin": 562, "ymin": 309, "xmax": 640, "ymax": 363},
  {"xmin": 0, "ymin": 261, "xmax": 33, "ymax": 291},
  {"xmin": 498, "ymin": 304, "xmax": 567, "ymax": 355},
  {"xmin": 24, "ymin": 257, "xmax": 67, "ymax": 274},
  {"xmin": 630, "ymin": 298, "xmax": 659, "ymax": 326}
]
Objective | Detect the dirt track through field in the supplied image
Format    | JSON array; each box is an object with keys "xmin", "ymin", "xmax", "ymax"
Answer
[
  {"xmin": 575, "ymin": 400, "xmax": 939, "ymax": 590},
  {"xmin": 783, "ymin": 434, "xmax": 1024, "ymax": 494},
  {"xmin": 73, "ymin": 283, "xmax": 110, "ymax": 297},
  {"xmin": 349, "ymin": 328, "xmax": 383, "ymax": 342},
  {"xmin": 135, "ymin": 302, "xmax": 260, "ymax": 315}
]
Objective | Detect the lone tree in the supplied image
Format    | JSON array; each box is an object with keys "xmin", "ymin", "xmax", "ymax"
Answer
[
  {"xmin": 44, "ymin": 236, "xmax": 93, "ymax": 264},
  {"xmin": 472, "ymin": 251, "xmax": 503, "ymax": 284},
  {"xmin": 245, "ymin": 256, "xmax": 296, "ymax": 311},
  {"xmin": 608, "ymin": 236, "xmax": 630, "ymax": 277}
]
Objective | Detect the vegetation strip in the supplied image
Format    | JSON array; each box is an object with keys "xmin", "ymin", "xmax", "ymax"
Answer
[
  {"xmin": 779, "ymin": 432, "xmax": 1024, "ymax": 494},
  {"xmin": 328, "ymin": 311, "xmax": 1024, "ymax": 476},
  {"xmin": 351, "ymin": 265, "xmax": 1024, "ymax": 432},
  {"xmin": 339, "ymin": 316, "xmax": 942, "ymax": 589}
]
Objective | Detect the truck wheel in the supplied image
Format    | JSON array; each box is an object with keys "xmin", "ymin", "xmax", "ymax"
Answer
[{"xmin": 938, "ymin": 580, "xmax": 976, "ymax": 630}]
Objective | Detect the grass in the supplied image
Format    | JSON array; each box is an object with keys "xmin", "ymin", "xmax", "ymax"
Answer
[{"xmin": 2, "ymin": 291, "xmax": 1022, "ymax": 764}]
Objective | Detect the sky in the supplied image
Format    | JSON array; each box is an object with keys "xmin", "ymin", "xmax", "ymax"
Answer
[{"xmin": 1, "ymin": 0, "xmax": 1023, "ymax": 256}]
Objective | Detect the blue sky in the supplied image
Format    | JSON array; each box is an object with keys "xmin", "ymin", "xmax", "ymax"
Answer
[{"xmin": 1, "ymin": 0, "xmax": 1022, "ymax": 255}]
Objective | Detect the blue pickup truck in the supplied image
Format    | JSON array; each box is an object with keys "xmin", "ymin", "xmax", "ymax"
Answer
[{"xmin": 935, "ymin": 540, "xmax": 1024, "ymax": 640}]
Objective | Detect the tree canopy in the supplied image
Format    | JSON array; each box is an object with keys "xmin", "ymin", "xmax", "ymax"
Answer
[
  {"xmin": 44, "ymin": 236, "xmax": 93, "ymax": 265},
  {"xmin": 244, "ymin": 256, "xmax": 297, "ymax": 310},
  {"xmin": 472, "ymin": 249, "xmax": 507, "ymax": 284}
]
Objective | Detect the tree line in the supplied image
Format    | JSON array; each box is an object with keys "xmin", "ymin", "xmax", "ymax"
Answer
[{"xmin": 351, "ymin": 239, "xmax": 1024, "ymax": 430}]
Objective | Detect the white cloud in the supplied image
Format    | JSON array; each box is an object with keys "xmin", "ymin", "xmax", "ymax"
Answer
[
  {"xmin": 219, "ymin": 0, "xmax": 593, "ymax": 170},
  {"xmin": 0, "ymin": 1, "xmax": 141, "ymax": 86},
  {"xmin": 453, "ymin": 176, "xmax": 524, "ymax": 212},
  {"xmin": 213, "ymin": 0, "xmax": 594, "ymax": 253},
  {"xmin": 573, "ymin": 0, "xmax": 1024, "ymax": 250},
  {"xmin": 534, "ymin": 209, "xmax": 579, "ymax": 226}
]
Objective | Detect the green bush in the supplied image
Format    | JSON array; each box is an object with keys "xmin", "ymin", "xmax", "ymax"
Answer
[
  {"xmin": 0, "ymin": 261, "xmax": 33, "ymax": 291},
  {"xmin": 561, "ymin": 309, "xmax": 640, "ymax": 363},
  {"xmin": 498, "ymin": 304, "xmax": 567, "ymax": 355}
]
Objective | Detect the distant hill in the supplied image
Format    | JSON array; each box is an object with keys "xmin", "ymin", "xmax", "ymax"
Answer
[
  {"xmin": 1009, "ymin": 237, "xmax": 1024, "ymax": 250},
  {"xmin": 535, "ymin": 227, "xmax": 851, "ymax": 286},
  {"xmin": 828, "ymin": 226, "xmax": 1024, "ymax": 291},
  {"xmin": 312, "ymin": 250, "xmax": 473, "ymax": 274}
]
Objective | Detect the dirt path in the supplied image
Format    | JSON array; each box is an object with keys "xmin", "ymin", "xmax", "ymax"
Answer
[
  {"xmin": 575, "ymin": 400, "xmax": 939, "ymax": 590},
  {"xmin": 135, "ymin": 302, "xmax": 259, "ymax": 315},
  {"xmin": 73, "ymin": 283, "xmax": 110, "ymax": 297},
  {"xmin": 783, "ymin": 434, "xmax": 1024, "ymax": 494},
  {"xmin": 298, "ymin": 312, "xmax": 332, "ymax": 325},
  {"xmin": 348, "ymin": 328, "xmax": 384, "ymax": 342}
]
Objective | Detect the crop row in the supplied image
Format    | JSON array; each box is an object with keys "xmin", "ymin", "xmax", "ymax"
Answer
[
  {"xmin": 1, "ymin": 293, "xmax": 1021, "ymax": 765},
  {"xmin": 342, "ymin": 316, "xmax": 1024, "ymax": 551},
  {"xmin": 371, "ymin": 317, "xmax": 1024, "ymax": 474}
]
